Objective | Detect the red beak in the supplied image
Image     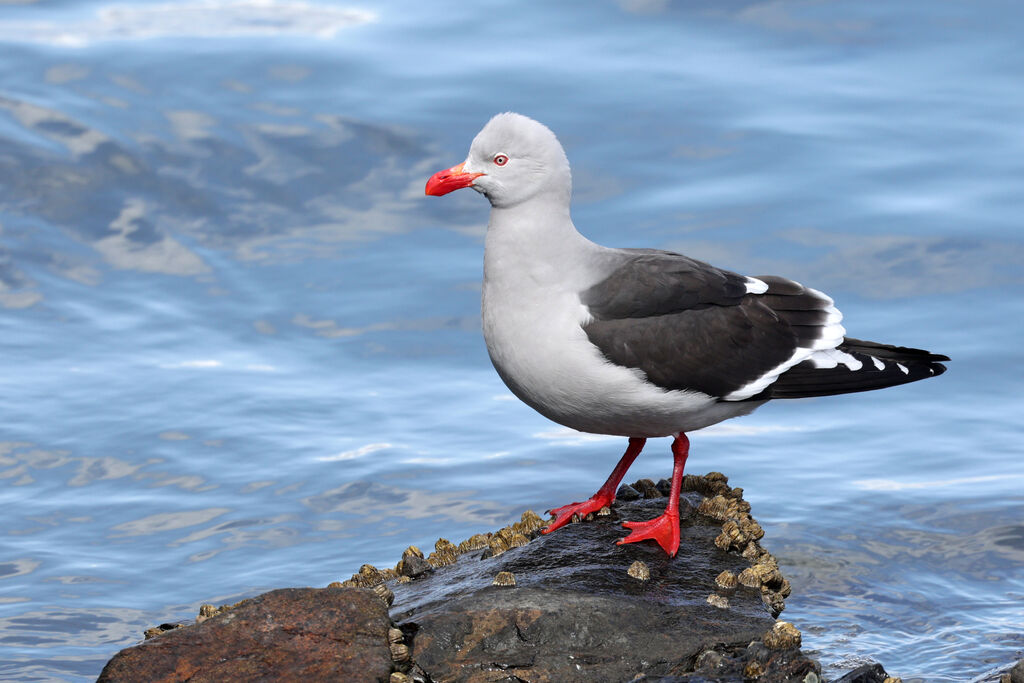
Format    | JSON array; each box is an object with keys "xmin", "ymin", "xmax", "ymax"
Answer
[{"xmin": 425, "ymin": 162, "xmax": 484, "ymax": 196}]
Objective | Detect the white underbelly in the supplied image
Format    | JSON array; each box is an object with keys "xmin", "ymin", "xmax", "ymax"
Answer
[{"xmin": 481, "ymin": 286, "xmax": 761, "ymax": 437}]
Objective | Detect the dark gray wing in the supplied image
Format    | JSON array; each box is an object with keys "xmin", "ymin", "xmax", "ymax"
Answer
[
  {"xmin": 582, "ymin": 249, "xmax": 948, "ymax": 400},
  {"xmin": 582, "ymin": 250, "xmax": 839, "ymax": 399}
]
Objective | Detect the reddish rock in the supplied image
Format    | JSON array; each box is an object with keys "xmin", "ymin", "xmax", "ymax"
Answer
[{"xmin": 97, "ymin": 587, "xmax": 394, "ymax": 683}]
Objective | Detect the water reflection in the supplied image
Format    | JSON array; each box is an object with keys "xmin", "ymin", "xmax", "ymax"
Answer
[
  {"xmin": 0, "ymin": 2, "xmax": 376, "ymax": 46},
  {"xmin": 0, "ymin": 442, "xmax": 207, "ymax": 490}
]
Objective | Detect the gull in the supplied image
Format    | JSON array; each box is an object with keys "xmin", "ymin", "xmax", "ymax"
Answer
[{"xmin": 425, "ymin": 113, "xmax": 948, "ymax": 556}]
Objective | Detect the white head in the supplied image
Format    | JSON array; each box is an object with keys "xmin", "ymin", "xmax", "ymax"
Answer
[{"xmin": 425, "ymin": 113, "xmax": 572, "ymax": 209}]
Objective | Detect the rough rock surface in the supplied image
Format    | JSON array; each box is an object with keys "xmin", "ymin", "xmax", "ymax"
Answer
[
  {"xmin": 98, "ymin": 473, "xmax": 908, "ymax": 682},
  {"xmin": 97, "ymin": 588, "xmax": 395, "ymax": 683},
  {"xmin": 390, "ymin": 494, "xmax": 812, "ymax": 682},
  {"xmin": 1003, "ymin": 658, "xmax": 1024, "ymax": 683},
  {"xmin": 832, "ymin": 663, "xmax": 890, "ymax": 683}
]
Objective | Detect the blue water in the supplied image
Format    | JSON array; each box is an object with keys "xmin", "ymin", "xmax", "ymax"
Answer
[{"xmin": 1, "ymin": 1, "xmax": 1022, "ymax": 680}]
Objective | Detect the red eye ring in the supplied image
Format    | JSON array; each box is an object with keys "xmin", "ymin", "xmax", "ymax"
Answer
[{"xmin": 493, "ymin": 154, "xmax": 509, "ymax": 166}]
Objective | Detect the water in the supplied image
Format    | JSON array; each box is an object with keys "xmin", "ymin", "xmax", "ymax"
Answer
[{"xmin": 0, "ymin": 1, "xmax": 1022, "ymax": 680}]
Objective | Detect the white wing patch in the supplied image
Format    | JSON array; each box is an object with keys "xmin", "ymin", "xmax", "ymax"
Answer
[
  {"xmin": 871, "ymin": 356, "xmax": 885, "ymax": 371},
  {"xmin": 723, "ymin": 286, "xmax": 848, "ymax": 401},
  {"xmin": 745, "ymin": 277, "xmax": 768, "ymax": 294},
  {"xmin": 808, "ymin": 348, "xmax": 863, "ymax": 370}
]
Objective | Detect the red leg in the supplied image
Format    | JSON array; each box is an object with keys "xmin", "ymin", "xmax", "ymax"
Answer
[
  {"xmin": 541, "ymin": 437, "xmax": 646, "ymax": 535},
  {"xmin": 617, "ymin": 432, "xmax": 690, "ymax": 557}
]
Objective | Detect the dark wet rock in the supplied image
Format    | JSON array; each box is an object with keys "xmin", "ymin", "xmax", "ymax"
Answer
[
  {"xmin": 834, "ymin": 662, "xmax": 890, "ymax": 683},
  {"xmin": 390, "ymin": 494, "xmax": 790, "ymax": 682},
  {"xmin": 616, "ymin": 482, "xmax": 641, "ymax": 500},
  {"xmin": 396, "ymin": 553, "xmax": 433, "ymax": 578},
  {"xmin": 628, "ymin": 637, "xmax": 819, "ymax": 682},
  {"xmin": 97, "ymin": 588, "xmax": 395, "ymax": 683}
]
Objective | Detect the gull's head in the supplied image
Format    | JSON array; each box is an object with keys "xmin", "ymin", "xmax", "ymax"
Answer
[{"xmin": 425, "ymin": 112, "xmax": 571, "ymax": 209}]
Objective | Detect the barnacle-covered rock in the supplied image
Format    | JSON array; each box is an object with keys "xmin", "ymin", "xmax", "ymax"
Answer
[
  {"xmin": 435, "ymin": 538, "xmax": 457, "ymax": 555},
  {"xmin": 143, "ymin": 623, "xmax": 184, "ymax": 640},
  {"xmin": 196, "ymin": 603, "xmax": 235, "ymax": 623},
  {"xmin": 519, "ymin": 509, "xmax": 546, "ymax": 532},
  {"xmin": 738, "ymin": 561, "xmax": 783, "ymax": 590},
  {"xmin": 763, "ymin": 621, "xmax": 802, "ymax": 649},
  {"xmin": 492, "ymin": 571, "xmax": 516, "ymax": 586},
  {"xmin": 739, "ymin": 517, "xmax": 765, "ymax": 540},
  {"xmin": 488, "ymin": 535, "xmax": 509, "ymax": 557},
  {"xmin": 508, "ymin": 532, "xmax": 530, "ymax": 548},
  {"xmin": 627, "ymin": 560, "xmax": 650, "ymax": 581},
  {"xmin": 762, "ymin": 590, "xmax": 786, "ymax": 617},
  {"xmin": 715, "ymin": 570, "xmax": 738, "ymax": 589},
  {"xmin": 715, "ymin": 519, "xmax": 750, "ymax": 551},
  {"xmin": 427, "ymin": 548, "xmax": 457, "ymax": 568},
  {"xmin": 372, "ymin": 583, "xmax": 395, "ymax": 607},
  {"xmin": 389, "ymin": 641, "xmax": 411, "ymax": 663},
  {"xmin": 632, "ymin": 478, "xmax": 663, "ymax": 499},
  {"xmin": 457, "ymin": 533, "xmax": 491, "ymax": 555},
  {"xmin": 347, "ymin": 563, "xmax": 385, "ymax": 587},
  {"xmin": 699, "ymin": 494, "xmax": 737, "ymax": 521},
  {"xmin": 742, "ymin": 541, "xmax": 764, "ymax": 562},
  {"xmin": 761, "ymin": 622, "xmax": 798, "ymax": 651},
  {"xmin": 706, "ymin": 594, "xmax": 730, "ymax": 609}
]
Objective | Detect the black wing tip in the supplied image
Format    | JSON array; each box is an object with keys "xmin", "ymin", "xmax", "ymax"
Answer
[{"xmin": 765, "ymin": 351, "xmax": 948, "ymax": 400}]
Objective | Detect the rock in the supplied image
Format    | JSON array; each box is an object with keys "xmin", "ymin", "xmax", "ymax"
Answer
[
  {"xmin": 834, "ymin": 663, "xmax": 891, "ymax": 683},
  {"xmin": 616, "ymin": 483, "xmax": 641, "ymax": 501},
  {"xmin": 99, "ymin": 474, "xmax": 841, "ymax": 682},
  {"xmin": 97, "ymin": 588, "xmax": 395, "ymax": 683},
  {"xmin": 633, "ymin": 477, "xmax": 663, "ymax": 499},
  {"xmin": 391, "ymin": 495, "xmax": 780, "ymax": 682},
  {"xmin": 1011, "ymin": 659, "xmax": 1024, "ymax": 683}
]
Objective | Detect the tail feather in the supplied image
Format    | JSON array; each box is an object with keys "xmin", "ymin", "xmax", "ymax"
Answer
[{"xmin": 765, "ymin": 338, "xmax": 948, "ymax": 399}]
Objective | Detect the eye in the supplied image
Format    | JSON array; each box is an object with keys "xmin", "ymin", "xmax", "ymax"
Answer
[{"xmin": 492, "ymin": 154, "xmax": 509, "ymax": 166}]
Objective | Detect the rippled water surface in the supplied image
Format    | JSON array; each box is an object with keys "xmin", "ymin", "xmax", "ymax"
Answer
[{"xmin": 1, "ymin": 1, "xmax": 1022, "ymax": 680}]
